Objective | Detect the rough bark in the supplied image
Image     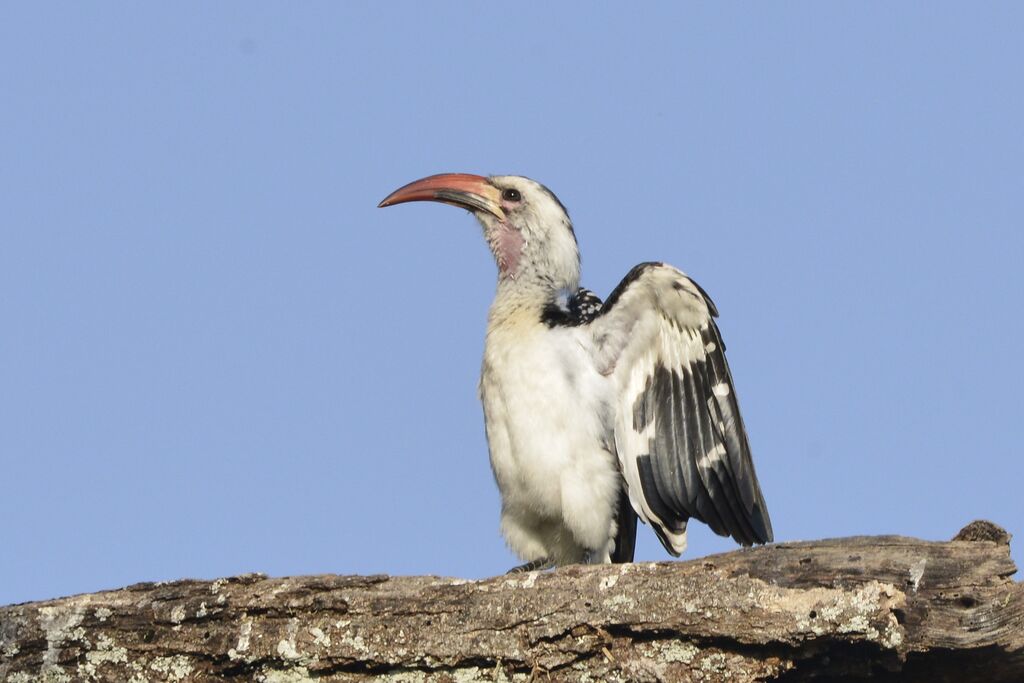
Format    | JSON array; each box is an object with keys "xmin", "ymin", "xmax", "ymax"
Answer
[{"xmin": 1, "ymin": 521, "xmax": 1020, "ymax": 682}]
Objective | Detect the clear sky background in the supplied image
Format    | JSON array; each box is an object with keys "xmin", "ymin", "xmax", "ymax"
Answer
[{"xmin": 2, "ymin": 4, "xmax": 1022, "ymax": 606}]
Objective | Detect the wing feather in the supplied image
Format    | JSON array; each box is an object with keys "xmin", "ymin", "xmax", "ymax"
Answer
[{"xmin": 586, "ymin": 262, "xmax": 773, "ymax": 555}]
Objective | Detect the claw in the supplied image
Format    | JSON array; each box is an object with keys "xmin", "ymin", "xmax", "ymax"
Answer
[{"xmin": 506, "ymin": 557, "xmax": 554, "ymax": 574}]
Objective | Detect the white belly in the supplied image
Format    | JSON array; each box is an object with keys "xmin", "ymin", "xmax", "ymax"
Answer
[{"xmin": 479, "ymin": 320, "xmax": 620, "ymax": 564}]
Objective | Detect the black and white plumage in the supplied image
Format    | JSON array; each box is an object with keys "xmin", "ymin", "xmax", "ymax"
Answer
[{"xmin": 379, "ymin": 173, "xmax": 772, "ymax": 568}]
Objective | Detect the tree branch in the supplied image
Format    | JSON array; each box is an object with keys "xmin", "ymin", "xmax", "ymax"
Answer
[{"xmin": 2, "ymin": 521, "xmax": 1021, "ymax": 682}]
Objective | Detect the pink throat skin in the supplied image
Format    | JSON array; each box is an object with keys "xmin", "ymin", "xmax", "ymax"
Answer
[{"xmin": 490, "ymin": 222, "xmax": 525, "ymax": 278}]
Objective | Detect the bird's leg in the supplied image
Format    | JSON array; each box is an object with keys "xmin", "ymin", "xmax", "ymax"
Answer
[
  {"xmin": 506, "ymin": 557, "xmax": 554, "ymax": 574},
  {"xmin": 580, "ymin": 548, "xmax": 611, "ymax": 565}
]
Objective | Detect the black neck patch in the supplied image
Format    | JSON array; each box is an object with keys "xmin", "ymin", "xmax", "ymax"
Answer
[{"xmin": 541, "ymin": 288, "xmax": 604, "ymax": 327}]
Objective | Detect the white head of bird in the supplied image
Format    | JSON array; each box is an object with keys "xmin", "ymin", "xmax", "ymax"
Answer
[{"xmin": 379, "ymin": 174, "xmax": 580, "ymax": 295}]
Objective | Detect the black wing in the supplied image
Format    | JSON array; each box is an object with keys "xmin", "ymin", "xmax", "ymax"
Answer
[{"xmin": 586, "ymin": 262, "xmax": 772, "ymax": 555}]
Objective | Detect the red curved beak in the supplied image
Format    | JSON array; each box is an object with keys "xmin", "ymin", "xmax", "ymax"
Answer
[{"xmin": 378, "ymin": 173, "xmax": 505, "ymax": 220}]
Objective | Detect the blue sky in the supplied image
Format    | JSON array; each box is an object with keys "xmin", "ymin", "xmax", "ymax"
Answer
[{"xmin": 2, "ymin": 4, "xmax": 1022, "ymax": 606}]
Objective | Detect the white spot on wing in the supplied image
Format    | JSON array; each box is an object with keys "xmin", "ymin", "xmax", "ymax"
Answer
[
  {"xmin": 699, "ymin": 443, "xmax": 727, "ymax": 468},
  {"xmin": 713, "ymin": 382, "xmax": 731, "ymax": 397}
]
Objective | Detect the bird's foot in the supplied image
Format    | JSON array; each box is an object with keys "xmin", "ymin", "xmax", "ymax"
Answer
[
  {"xmin": 581, "ymin": 548, "xmax": 612, "ymax": 565},
  {"xmin": 506, "ymin": 557, "xmax": 554, "ymax": 574}
]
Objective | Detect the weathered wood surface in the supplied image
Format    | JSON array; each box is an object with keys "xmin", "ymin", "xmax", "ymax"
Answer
[{"xmin": 1, "ymin": 521, "xmax": 1020, "ymax": 682}]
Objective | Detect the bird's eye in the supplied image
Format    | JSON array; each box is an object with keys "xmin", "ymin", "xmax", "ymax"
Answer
[{"xmin": 502, "ymin": 188, "xmax": 522, "ymax": 202}]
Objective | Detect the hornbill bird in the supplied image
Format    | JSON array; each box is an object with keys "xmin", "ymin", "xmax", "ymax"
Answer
[{"xmin": 379, "ymin": 174, "xmax": 773, "ymax": 570}]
